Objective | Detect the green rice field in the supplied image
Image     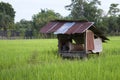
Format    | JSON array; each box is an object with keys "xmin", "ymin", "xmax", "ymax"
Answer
[{"xmin": 0, "ymin": 36, "xmax": 120, "ymax": 80}]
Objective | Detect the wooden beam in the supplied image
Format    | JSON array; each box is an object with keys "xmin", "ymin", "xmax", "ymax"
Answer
[{"xmin": 84, "ymin": 31, "xmax": 87, "ymax": 56}]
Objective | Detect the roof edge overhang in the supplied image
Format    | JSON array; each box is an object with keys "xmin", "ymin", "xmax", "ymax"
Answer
[{"xmin": 82, "ymin": 22, "xmax": 94, "ymax": 33}]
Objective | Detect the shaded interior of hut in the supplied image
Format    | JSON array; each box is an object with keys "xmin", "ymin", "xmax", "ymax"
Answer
[{"xmin": 57, "ymin": 33, "xmax": 85, "ymax": 52}]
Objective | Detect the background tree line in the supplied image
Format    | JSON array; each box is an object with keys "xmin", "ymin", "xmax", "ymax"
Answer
[{"xmin": 0, "ymin": 0, "xmax": 120, "ymax": 39}]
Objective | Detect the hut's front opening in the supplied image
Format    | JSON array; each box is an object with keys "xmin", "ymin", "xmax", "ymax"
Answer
[
  {"xmin": 57, "ymin": 33, "xmax": 87, "ymax": 58},
  {"xmin": 58, "ymin": 33, "xmax": 84, "ymax": 52},
  {"xmin": 57, "ymin": 30, "xmax": 101, "ymax": 58}
]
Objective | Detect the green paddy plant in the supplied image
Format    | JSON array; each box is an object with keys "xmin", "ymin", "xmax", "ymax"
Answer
[{"xmin": 0, "ymin": 37, "xmax": 120, "ymax": 80}]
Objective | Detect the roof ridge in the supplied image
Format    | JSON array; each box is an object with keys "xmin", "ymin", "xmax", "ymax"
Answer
[{"xmin": 51, "ymin": 19, "xmax": 89, "ymax": 22}]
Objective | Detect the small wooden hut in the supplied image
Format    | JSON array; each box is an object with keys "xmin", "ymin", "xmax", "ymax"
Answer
[{"xmin": 40, "ymin": 20, "xmax": 109, "ymax": 58}]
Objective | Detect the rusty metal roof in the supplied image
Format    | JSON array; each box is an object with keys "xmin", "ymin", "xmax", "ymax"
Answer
[{"xmin": 40, "ymin": 20, "xmax": 94, "ymax": 34}]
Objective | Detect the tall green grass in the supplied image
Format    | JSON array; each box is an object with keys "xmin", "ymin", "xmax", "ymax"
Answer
[{"xmin": 0, "ymin": 37, "xmax": 120, "ymax": 80}]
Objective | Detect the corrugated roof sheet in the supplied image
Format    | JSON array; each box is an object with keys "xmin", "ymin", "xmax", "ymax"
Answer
[
  {"xmin": 40, "ymin": 20, "xmax": 94, "ymax": 34},
  {"xmin": 54, "ymin": 22, "xmax": 75, "ymax": 34}
]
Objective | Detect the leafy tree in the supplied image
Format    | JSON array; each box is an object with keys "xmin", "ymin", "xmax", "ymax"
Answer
[
  {"xmin": 107, "ymin": 16, "xmax": 119, "ymax": 34},
  {"xmin": 65, "ymin": 0, "xmax": 85, "ymax": 19},
  {"xmin": 108, "ymin": 3, "xmax": 120, "ymax": 16},
  {"xmin": 106, "ymin": 3, "xmax": 120, "ymax": 35},
  {"xmin": 15, "ymin": 19, "xmax": 34, "ymax": 38},
  {"xmin": 117, "ymin": 15, "xmax": 120, "ymax": 32},
  {"xmin": 0, "ymin": 2, "xmax": 15, "ymax": 19},
  {"xmin": 0, "ymin": 2, "xmax": 15, "ymax": 31},
  {"xmin": 65, "ymin": 0, "xmax": 102, "ymax": 22},
  {"xmin": 15, "ymin": 19, "xmax": 33, "ymax": 31},
  {"xmin": 0, "ymin": 12, "xmax": 11, "ymax": 31},
  {"xmin": 32, "ymin": 9, "xmax": 63, "ymax": 32}
]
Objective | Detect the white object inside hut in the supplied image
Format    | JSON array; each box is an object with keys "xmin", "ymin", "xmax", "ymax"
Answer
[{"xmin": 92, "ymin": 38, "xmax": 102, "ymax": 53}]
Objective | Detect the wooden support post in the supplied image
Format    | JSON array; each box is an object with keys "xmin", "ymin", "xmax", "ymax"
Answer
[
  {"xmin": 57, "ymin": 35, "xmax": 61, "ymax": 53},
  {"xmin": 84, "ymin": 31, "xmax": 88, "ymax": 58}
]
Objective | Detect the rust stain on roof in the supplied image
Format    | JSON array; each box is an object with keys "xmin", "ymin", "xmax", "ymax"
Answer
[
  {"xmin": 40, "ymin": 20, "xmax": 94, "ymax": 34},
  {"xmin": 65, "ymin": 22, "xmax": 93, "ymax": 34}
]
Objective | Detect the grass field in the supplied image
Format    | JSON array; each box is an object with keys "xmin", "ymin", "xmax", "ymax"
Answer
[{"xmin": 0, "ymin": 37, "xmax": 120, "ymax": 80}]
